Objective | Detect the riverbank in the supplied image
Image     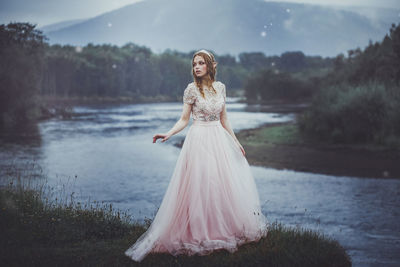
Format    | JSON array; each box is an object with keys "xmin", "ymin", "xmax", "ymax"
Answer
[
  {"xmin": 0, "ymin": 175, "xmax": 351, "ymax": 266},
  {"xmin": 39, "ymin": 95, "xmax": 178, "ymax": 106},
  {"xmin": 36, "ymin": 95, "xmax": 179, "ymax": 121},
  {"xmin": 236, "ymin": 121, "xmax": 400, "ymax": 179}
]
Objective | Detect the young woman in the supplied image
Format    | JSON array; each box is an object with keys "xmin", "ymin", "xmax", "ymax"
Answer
[{"xmin": 125, "ymin": 49, "xmax": 268, "ymax": 262}]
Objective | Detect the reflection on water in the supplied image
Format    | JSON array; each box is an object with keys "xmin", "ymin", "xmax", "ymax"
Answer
[
  {"xmin": 0, "ymin": 122, "xmax": 42, "ymax": 146},
  {"xmin": 0, "ymin": 100, "xmax": 399, "ymax": 266},
  {"xmin": 0, "ymin": 123, "xmax": 43, "ymax": 172}
]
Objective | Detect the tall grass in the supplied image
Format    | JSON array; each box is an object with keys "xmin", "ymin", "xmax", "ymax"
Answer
[{"xmin": 0, "ymin": 163, "xmax": 351, "ymax": 266}]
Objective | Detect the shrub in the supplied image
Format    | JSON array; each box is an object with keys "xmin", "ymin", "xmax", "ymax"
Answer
[{"xmin": 298, "ymin": 83, "xmax": 391, "ymax": 143}]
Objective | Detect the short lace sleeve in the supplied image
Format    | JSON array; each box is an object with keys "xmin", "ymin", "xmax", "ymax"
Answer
[{"xmin": 183, "ymin": 84, "xmax": 196, "ymax": 104}]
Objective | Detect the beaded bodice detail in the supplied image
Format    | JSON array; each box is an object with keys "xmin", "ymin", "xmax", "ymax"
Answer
[{"xmin": 183, "ymin": 81, "xmax": 226, "ymax": 121}]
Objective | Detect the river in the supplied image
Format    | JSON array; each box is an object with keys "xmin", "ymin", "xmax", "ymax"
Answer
[{"xmin": 0, "ymin": 98, "xmax": 399, "ymax": 266}]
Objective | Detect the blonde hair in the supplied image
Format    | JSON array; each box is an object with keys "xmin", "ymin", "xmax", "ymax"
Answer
[{"xmin": 192, "ymin": 50, "xmax": 217, "ymax": 98}]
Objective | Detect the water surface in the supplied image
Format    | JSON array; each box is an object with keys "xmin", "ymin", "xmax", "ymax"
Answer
[{"xmin": 0, "ymin": 99, "xmax": 398, "ymax": 266}]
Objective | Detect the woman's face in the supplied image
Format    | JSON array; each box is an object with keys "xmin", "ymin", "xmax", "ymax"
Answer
[{"xmin": 193, "ymin": 55, "xmax": 207, "ymax": 78}]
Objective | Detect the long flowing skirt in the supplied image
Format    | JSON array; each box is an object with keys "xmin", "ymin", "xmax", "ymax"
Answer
[{"xmin": 125, "ymin": 120, "xmax": 268, "ymax": 262}]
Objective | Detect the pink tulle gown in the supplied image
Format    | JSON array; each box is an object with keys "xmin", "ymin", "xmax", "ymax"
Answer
[{"xmin": 125, "ymin": 81, "xmax": 268, "ymax": 262}]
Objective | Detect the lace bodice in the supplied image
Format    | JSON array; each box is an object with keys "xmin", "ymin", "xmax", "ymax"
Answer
[{"xmin": 183, "ymin": 81, "xmax": 226, "ymax": 121}]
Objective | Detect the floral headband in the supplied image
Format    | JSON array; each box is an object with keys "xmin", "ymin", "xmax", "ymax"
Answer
[{"xmin": 196, "ymin": 49, "xmax": 213, "ymax": 61}]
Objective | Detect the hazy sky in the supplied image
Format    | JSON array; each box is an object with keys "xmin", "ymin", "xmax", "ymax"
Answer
[{"xmin": 0, "ymin": 0, "xmax": 399, "ymax": 27}]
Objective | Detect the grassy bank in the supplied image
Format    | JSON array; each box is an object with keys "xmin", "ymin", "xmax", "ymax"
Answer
[
  {"xmin": 237, "ymin": 121, "xmax": 400, "ymax": 179},
  {"xmin": 0, "ymin": 171, "xmax": 351, "ymax": 266}
]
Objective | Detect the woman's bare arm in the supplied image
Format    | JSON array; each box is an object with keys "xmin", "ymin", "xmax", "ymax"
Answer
[
  {"xmin": 220, "ymin": 105, "xmax": 246, "ymax": 156},
  {"xmin": 153, "ymin": 103, "xmax": 192, "ymax": 143},
  {"xmin": 220, "ymin": 105, "xmax": 238, "ymax": 142}
]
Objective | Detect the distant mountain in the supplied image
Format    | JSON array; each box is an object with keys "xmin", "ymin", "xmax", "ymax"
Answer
[
  {"xmin": 44, "ymin": 0, "xmax": 400, "ymax": 57},
  {"xmin": 39, "ymin": 18, "xmax": 88, "ymax": 33}
]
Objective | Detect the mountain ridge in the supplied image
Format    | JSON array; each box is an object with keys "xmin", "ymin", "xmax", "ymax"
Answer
[{"xmin": 42, "ymin": 0, "xmax": 400, "ymax": 56}]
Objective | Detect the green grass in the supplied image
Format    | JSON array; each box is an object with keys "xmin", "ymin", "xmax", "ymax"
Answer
[
  {"xmin": 240, "ymin": 123, "xmax": 306, "ymax": 147},
  {"xmin": 0, "ymin": 166, "xmax": 351, "ymax": 267},
  {"xmin": 258, "ymin": 123, "xmax": 304, "ymax": 145},
  {"xmin": 240, "ymin": 122, "xmax": 400, "ymax": 152}
]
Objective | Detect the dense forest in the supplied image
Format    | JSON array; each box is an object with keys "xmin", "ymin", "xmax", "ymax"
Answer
[
  {"xmin": 0, "ymin": 22, "xmax": 332, "ymax": 127},
  {"xmin": 0, "ymin": 23, "xmax": 46, "ymax": 127}
]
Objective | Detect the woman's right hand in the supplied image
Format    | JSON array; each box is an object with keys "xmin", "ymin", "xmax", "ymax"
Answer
[{"xmin": 153, "ymin": 133, "xmax": 171, "ymax": 143}]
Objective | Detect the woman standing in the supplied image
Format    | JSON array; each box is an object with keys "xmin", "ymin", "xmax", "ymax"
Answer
[{"xmin": 125, "ymin": 49, "xmax": 268, "ymax": 262}]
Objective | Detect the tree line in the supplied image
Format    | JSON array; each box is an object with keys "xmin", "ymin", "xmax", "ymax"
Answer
[
  {"xmin": 298, "ymin": 23, "xmax": 400, "ymax": 144},
  {"xmin": 0, "ymin": 23, "xmax": 46, "ymax": 126},
  {"xmin": 0, "ymin": 22, "xmax": 333, "ymax": 127}
]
